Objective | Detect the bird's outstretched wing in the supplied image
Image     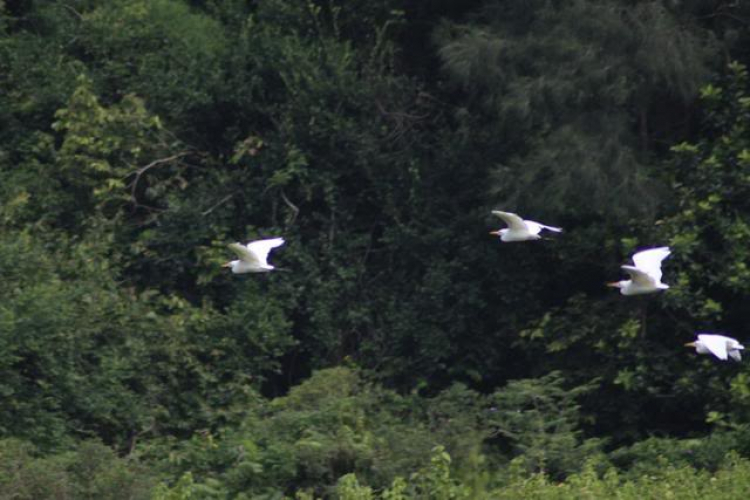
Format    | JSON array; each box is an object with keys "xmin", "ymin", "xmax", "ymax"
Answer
[
  {"xmin": 228, "ymin": 242, "xmax": 259, "ymax": 265},
  {"xmin": 492, "ymin": 211, "xmax": 528, "ymax": 232},
  {"xmin": 698, "ymin": 334, "xmax": 729, "ymax": 360},
  {"xmin": 246, "ymin": 237, "xmax": 285, "ymax": 266},
  {"xmin": 525, "ymin": 221, "xmax": 563, "ymax": 235},
  {"xmin": 632, "ymin": 247, "xmax": 671, "ymax": 281},
  {"xmin": 621, "ymin": 265, "xmax": 655, "ymax": 287}
]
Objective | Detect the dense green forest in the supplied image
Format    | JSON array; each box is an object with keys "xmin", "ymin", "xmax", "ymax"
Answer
[{"xmin": 4, "ymin": 0, "xmax": 750, "ymax": 497}]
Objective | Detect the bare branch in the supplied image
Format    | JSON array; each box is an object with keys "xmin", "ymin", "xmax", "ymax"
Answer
[
  {"xmin": 126, "ymin": 151, "xmax": 190, "ymax": 206},
  {"xmin": 280, "ymin": 189, "xmax": 300, "ymax": 225},
  {"xmin": 201, "ymin": 194, "xmax": 234, "ymax": 217},
  {"xmin": 55, "ymin": 1, "xmax": 83, "ymax": 20}
]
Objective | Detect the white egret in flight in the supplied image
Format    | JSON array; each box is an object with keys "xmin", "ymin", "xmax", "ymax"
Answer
[
  {"xmin": 685, "ymin": 334, "xmax": 744, "ymax": 361},
  {"xmin": 607, "ymin": 247, "xmax": 671, "ymax": 295},
  {"xmin": 490, "ymin": 210, "xmax": 563, "ymax": 242},
  {"xmin": 223, "ymin": 237, "xmax": 285, "ymax": 274}
]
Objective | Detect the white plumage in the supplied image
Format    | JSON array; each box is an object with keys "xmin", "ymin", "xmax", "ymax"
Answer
[
  {"xmin": 607, "ymin": 247, "xmax": 671, "ymax": 295},
  {"xmin": 223, "ymin": 237, "xmax": 285, "ymax": 274},
  {"xmin": 686, "ymin": 334, "xmax": 744, "ymax": 361},
  {"xmin": 490, "ymin": 210, "xmax": 563, "ymax": 242}
]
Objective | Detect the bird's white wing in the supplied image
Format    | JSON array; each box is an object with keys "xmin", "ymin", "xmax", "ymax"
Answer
[
  {"xmin": 525, "ymin": 221, "xmax": 563, "ymax": 235},
  {"xmin": 492, "ymin": 211, "xmax": 528, "ymax": 232},
  {"xmin": 246, "ymin": 237, "xmax": 285, "ymax": 266},
  {"xmin": 632, "ymin": 247, "xmax": 671, "ymax": 281},
  {"xmin": 697, "ymin": 334, "xmax": 729, "ymax": 360},
  {"xmin": 621, "ymin": 265, "xmax": 655, "ymax": 287},
  {"xmin": 228, "ymin": 242, "xmax": 260, "ymax": 265},
  {"xmin": 726, "ymin": 338, "xmax": 743, "ymax": 348},
  {"xmin": 726, "ymin": 338, "xmax": 743, "ymax": 361}
]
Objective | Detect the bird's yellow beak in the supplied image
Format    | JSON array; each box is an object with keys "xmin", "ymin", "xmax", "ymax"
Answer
[
  {"xmin": 222, "ymin": 261, "xmax": 233, "ymax": 268},
  {"xmin": 489, "ymin": 230, "xmax": 500, "ymax": 236},
  {"xmin": 684, "ymin": 342, "xmax": 696, "ymax": 347},
  {"xmin": 606, "ymin": 282, "xmax": 620, "ymax": 288}
]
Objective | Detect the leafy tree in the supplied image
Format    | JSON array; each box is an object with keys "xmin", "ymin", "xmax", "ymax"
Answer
[
  {"xmin": 486, "ymin": 371, "xmax": 603, "ymax": 478},
  {"xmin": 72, "ymin": 0, "xmax": 228, "ymax": 134},
  {"xmin": 435, "ymin": 0, "xmax": 716, "ymax": 219},
  {"xmin": 662, "ymin": 61, "xmax": 750, "ymax": 429},
  {"xmin": 51, "ymin": 75, "xmax": 172, "ymax": 219}
]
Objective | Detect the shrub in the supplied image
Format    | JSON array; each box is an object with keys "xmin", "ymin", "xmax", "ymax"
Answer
[{"xmin": 0, "ymin": 439, "xmax": 155, "ymax": 500}]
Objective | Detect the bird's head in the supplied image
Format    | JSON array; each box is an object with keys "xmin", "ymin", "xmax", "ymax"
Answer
[{"xmin": 222, "ymin": 260, "xmax": 236, "ymax": 269}]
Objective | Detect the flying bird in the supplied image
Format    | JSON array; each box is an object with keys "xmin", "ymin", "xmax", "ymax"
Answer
[
  {"xmin": 685, "ymin": 334, "xmax": 744, "ymax": 361},
  {"xmin": 607, "ymin": 247, "xmax": 671, "ymax": 295},
  {"xmin": 223, "ymin": 237, "xmax": 285, "ymax": 274},
  {"xmin": 490, "ymin": 210, "xmax": 563, "ymax": 242}
]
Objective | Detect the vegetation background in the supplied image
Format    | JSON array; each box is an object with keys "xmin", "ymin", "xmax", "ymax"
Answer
[{"xmin": 3, "ymin": 0, "xmax": 750, "ymax": 498}]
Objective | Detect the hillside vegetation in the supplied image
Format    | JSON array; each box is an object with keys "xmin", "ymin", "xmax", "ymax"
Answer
[{"xmin": 3, "ymin": 0, "xmax": 750, "ymax": 498}]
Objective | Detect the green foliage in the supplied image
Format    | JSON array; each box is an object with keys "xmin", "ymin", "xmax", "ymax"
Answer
[
  {"xmin": 402, "ymin": 446, "xmax": 473, "ymax": 500},
  {"xmin": 0, "ymin": 229, "xmax": 152, "ymax": 446},
  {"xmin": 489, "ymin": 456, "xmax": 750, "ymax": 500},
  {"xmin": 324, "ymin": 448, "xmax": 750, "ymax": 500},
  {"xmin": 435, "ymin": 0, "xmax": 715, "ymax": 219},
  {"xmin": 609, "ymin": 432, "xmax": 750, "ymax": 478},
  {"xmin": 336, "ymin": 474, "xmax": 374, "ymax": 500},
  {"xmin": 330, "ymin": 447, "xmax": 476, "ymax": 500},
  {"xmin": 0, "ymin": 439, "xmax": 155, "ymax": 500},
  {"xmin": 0, "ymin": 226, "xmax": 293, "ymax": 448},
  {"xmin": 665, "ymin": 62, "xmax": 750, "ymax": 306},
  {"xmin": 152, "ymin": 472, "xmax": 227, "ymax": 500},
  {"xmin": 152, "ymin": 368, "xmax": 605, "ymax": 496},
  {"xmin": 487, "ymin": 372, "xmax": 603, "ymax": 478},
  {"xmin": 52, "ymin": 74, "xmax": 169, "ymax": 214},
  {"xmin": 659, "ymin": 62, "xmax": 750, "ymax": 428},
  {"xmin": 156, "ymin": 368, "xmax": 492, "ymax": 497},
  {"xmin": 4, "ymin": 0, "xmax": 750, "ymax": 497},
  {"xmin": 75, "ymin": 0, "xmax": 228, "ymax": 127}
]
